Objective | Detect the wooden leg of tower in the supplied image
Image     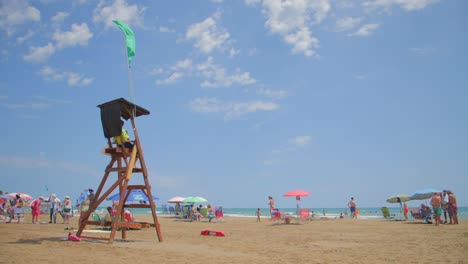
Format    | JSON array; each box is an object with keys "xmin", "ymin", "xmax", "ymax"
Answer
[
  {"xmin": 109, "ymin": 178, "xmax": 129, "ymax": 244},
  {"xmin": 138, "ymin": 154, "xmax": 163, "ymax": 242},
  {"xmin": 76, "ymin": 157, "xmax": 116, "ymax": 237}
]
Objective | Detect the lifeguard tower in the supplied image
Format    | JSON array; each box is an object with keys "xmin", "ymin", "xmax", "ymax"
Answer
[{"xmin": 76, "ymin": 98, "xmax": 162, "ymax": 243}]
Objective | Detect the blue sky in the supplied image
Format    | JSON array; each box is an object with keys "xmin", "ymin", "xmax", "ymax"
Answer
[{"xmin": 1, "ymin": 0, "xmax": 467, "ymax": 208}]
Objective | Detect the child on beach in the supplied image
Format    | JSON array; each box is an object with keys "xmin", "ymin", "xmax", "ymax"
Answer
[
  {"xmin": 62, "ymin": 196, "xmax": 73, "ymax": 225},
  {"xmin": 256, "ymin": 208, "xmax": 261, "ymax": 222}
]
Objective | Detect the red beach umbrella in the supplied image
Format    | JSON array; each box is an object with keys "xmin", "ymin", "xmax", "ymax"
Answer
[{"xmin": 284, "ymin": 190, "xmax": 310, "ymax": 201}]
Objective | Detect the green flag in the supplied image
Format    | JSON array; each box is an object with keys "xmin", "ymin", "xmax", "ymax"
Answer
[{"xmin": 113, "ymin": 20, "xmax": 136, "ymax": 65}]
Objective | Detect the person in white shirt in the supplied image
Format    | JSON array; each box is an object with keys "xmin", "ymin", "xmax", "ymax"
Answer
[{"xmin": 48, "ymin": 194, "xmax": 61, "ymax": 224}]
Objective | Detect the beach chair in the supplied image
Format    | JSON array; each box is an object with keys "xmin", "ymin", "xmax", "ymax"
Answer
[
  {"xmin": 200, "ymin": 207, "xmax": 208, "ymax": 218},
  {"xmin": 169, "ymin": 206, "xmax": 175, "ymax": 215},
  {"xmin": 381, "ymin": 207, "xmax": 395, "ymax": 220},
  {"xmin": 271, "ymin": 208, "xmax": 283, "ymax": 224},
  {"xmin": 161, "ymin": 204, "xmax": 169, "ymax": 215},
  {"xmin": 182, "ymin": 205, "xmax": 190, "ymax": 219},
  {"xmin": 10, "ymin": 206, "xmax": 25, "ymax": 223},
  {"xmin": 410, "ymin": 208, "xmax": 432, "ymax": 223},
  {"xmin": 299, "ymin": 209, "xmax": 310, "ymax": 223}
]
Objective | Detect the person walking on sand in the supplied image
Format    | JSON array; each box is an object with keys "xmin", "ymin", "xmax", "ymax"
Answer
[
  {"xmin": 256, "ymin": 208, "xmax": 261, "ymax": 222},
  {"xmin": 348, "ymin": 197, "xmax": 357, "ymax": 219},
  {"xmin": 430, "ymin": 193, "xmax": 442, "ymax": 226},
  {"xmin": 268, "ymin": 196, "xmax": 275, "ymax": 216}
]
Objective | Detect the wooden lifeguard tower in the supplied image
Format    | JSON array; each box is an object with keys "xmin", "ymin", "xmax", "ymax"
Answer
[{"xmin": 76, "ymin": 98, "xmax": 162, "ymax": 243}]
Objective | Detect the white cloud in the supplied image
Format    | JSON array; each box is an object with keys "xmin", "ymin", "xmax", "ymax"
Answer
[
  {"xmin": 189, "ymin": 97, "xmax": 279, "ymax": 120},
  {"xmin": 186, "ymin": 12, "xmax": 231, "ymax": 54},
  {"xmin": 335, "ymin": 17, "xmax": 362, "ymax": 32},
  {"xmin": 16, "ymin": 30, "xmax": 35, "ymax": 44},
  {"xmin": 3, "ymin": 95, "xmax": 71, "ymax": 112},
  {"xmin": 32, "ymin": 95, "xmax": 72, "ymax": 104},
  {"xmin": 155, "ymin": 57, "xmax": 256, "ymax": 88},
  {"xmin": 197, "ymin": 57, "xmax": 256, "ymax": 88},
  {"xmin": 363, "ymin": 0, "xmax": 439, "ymax": 11},
  {"xmin": 336, "ymin": 0, "xmax": 355, "ymax": 8},
  {"xmin": 156, "ymin": 72, "xmax": 184, "ymax": 85},
  {"xmin": 229, "ymin": 48, "xmax": 240, "ymax": 58},
  {"xmin": 248, "ymin": 48, "xmax": 257, "ymax": 56},
  {"xmin": 159, "ymin": 26, "xmax": 175, "ymax": 33},
  {"xmin": 410, "ymin": 47, "xmax": 436, "ymax": 55},
  {"xmin": 53, "ymin": 23, "xmax": 93, "ymax": 49},
  {"xmin": 284, "ymin": 27, "xmax": 318, "ymax": 57},
  {"xmin": 289, "ymin": 135, "xmax": 311, "ymax": 147},
  {"xmin": 3, "ymin": 102, "xmax": 50, "ymax": 110},
  {"xmin": 258, "ymin": 88, "xmax": 288, "ymax": 100},
  {"xmin": 93, "ymin": 0, "xmax": 146, "ymax": 28},
  {"xmin": 51, "ymin": 11, "xmax": 69, "ymax": 26},
  {"xmin": 0, "ymin": 0, "xmax": 40, "ymax": 36},
  {"xmin": 245, "ymin": 0, "xmax": 261, "ymax": 6},
  {"xmin": 39, "ymin": 66, "xmax": 93, "ymax": 87},
  {"xmin": 23, "ymin": 43, "xmax": 55, "ymax": 63},
  {"xmin": 349, "ymin": 23, "xmax": 379, "ymax": 37},
  {"xmin": 262, "ymin": 0, "xmax": 330, "ymax": 57},
  {"xmin": 0, "ymin": 155, "xmax": 101, "ymax": 177}
]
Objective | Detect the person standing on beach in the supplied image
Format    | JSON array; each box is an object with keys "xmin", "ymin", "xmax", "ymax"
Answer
[
  {"xmin": 268, "ymin": 196, "xmax": 275, "ymax": 216},
  {"xmin": 256, "ymin": 208, "xmax": 261, "ymax": 222},
  {"xmin": 447, "ymin": 191, "xmax": 458, "ymax": 224},
  {"xmin": 442, "ymin": 190, "xmax": 449, "ymax": 224},
  {"xmin": 403, "ymin": 202, "xmax": 409, "ymax": 221},
  {"xmin": 348, "ymin": 197, "xmax": 357, "ymax": 219},
  {"xmin": 30, "ymin": 196, "xmax": 44, "ymax": 224},
  {"xmin": 48, "ymin": 194, "xmax": 60, "ymax": 224},
  {"xmin": 62, "ymin": 196, "xmax": 73, "ymax": 225},
  {"xmin": 430, "ymin": 193, "xmax": 442, "ymax": 226}
]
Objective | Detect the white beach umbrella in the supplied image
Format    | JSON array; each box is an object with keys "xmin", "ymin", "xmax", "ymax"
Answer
[{"xmin": 168, "ymin": 196, "xmax": 185, "ymax": 203}]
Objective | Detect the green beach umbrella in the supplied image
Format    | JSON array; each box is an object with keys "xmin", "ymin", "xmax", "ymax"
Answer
[{"xmin": 182, "ymin": 196, "xmax": 208, "ymax": 204}]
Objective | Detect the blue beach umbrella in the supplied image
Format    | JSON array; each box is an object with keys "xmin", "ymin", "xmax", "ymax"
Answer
[
  {"xmin": 107, "ymin": 189, "xmax": 159, "ymax": 203},
  {"xmin": 410, "ymin": 188, "xmax": 441, "ymax": 200}
]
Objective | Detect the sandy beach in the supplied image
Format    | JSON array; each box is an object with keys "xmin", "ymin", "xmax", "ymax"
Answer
[{"xmin": 1, "ymin": 214, "xmax": 467, "ymax": 264}]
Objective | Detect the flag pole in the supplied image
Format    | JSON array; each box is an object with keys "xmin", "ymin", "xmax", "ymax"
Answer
[
  {"xmin": 114, "ymin": 20, "xmax": 137, "ymax": 118},
  {"xmin": 121, "ymin": 34, "xmax": 136, "ymax": 118}
]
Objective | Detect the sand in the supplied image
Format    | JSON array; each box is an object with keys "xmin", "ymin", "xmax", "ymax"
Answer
[{"xmin": 1, "ymin": 214, "xmax": 466, "ymax": 264}]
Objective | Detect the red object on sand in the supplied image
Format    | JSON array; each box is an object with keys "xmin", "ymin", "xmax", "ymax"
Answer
[
  {"xmin": 201, "ymin": 230, "xmax": 225, "ymax": 237},
  {"xmin": 68, "ymin": 233, "xmax": 81, "ymax": 242}
]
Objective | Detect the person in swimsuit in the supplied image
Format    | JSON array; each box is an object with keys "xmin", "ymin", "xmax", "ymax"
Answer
[
  {"xmin": 403, "ymin": 202, "xmax": 409, "ymax": 221},
  {"xmin": 268, "ymin": 196, "xmax": 275, "ymax": 216},
  {"xmin": 348, "ymin": 197, "xmax": 357, "ymax": 219},
  {"xmin": 447, "ymin": 191, "xmax": 458, "ymax": 224},
  {"xmin": 430, "ymin": 193, "xmax": 442, "ymax": 226}
]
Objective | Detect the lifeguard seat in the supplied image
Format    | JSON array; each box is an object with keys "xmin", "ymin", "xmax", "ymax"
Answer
[{"xmin": 75, "ymin": 98, "xmax": 163, "ymax": 243}]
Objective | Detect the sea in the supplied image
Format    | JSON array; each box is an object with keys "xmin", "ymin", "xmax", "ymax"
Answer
[{"xmin": 93, "ymin": 206, "xmax": 468, "ymax": 220}]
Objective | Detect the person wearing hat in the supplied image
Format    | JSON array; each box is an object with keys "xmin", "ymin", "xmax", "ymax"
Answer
[
  {"xmin": 31, "ymin": 196, "xmax": 44, "ymax": 224},
  {"xmin": 62, "ymin": 196, "xmax": 73, "ymax": 226},
  {"xmin": 48, "ymin": 194, "xmax": 61, "ymax": 224}
]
